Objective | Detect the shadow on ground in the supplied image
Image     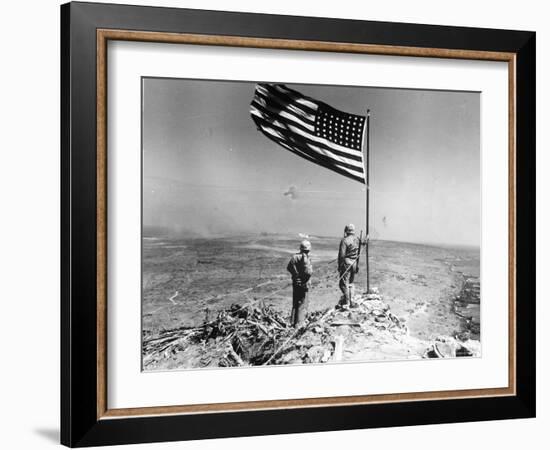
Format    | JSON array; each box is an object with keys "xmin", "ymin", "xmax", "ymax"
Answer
[{"xmin": 34, "ymin": 428, "xmax": 59, "ymax": 444}]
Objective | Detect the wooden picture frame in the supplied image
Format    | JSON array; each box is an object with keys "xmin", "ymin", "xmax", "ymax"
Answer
[{"xmin": 61, "ymin": 1, "xmax": 535, "ymax": 447}]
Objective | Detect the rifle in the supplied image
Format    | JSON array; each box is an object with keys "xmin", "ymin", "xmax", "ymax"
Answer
[{"xmin": 355, "ymin": 230, "xmax": 363, "ymax": 274}]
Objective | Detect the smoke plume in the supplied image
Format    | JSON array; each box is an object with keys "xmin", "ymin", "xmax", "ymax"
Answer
[{"xmin": 283, "ymin": 185, "xmax": 298, "ymax": 200}]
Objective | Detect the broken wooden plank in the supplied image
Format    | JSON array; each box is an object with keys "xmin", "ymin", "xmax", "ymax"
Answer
[
  {"xmin": 262, "ymin": 326, "xmax": 304, "ymax": 365},
  {"xmin": 330, "ymin": 322, "xmax": 362, "ymax": 327},
  {"xmin": 227, "ymin": 343, "xmax": 245, "ymax": 366},
  {"xmin": 332, "ymin": 336, "xmax": 345, "ymax": 362}
]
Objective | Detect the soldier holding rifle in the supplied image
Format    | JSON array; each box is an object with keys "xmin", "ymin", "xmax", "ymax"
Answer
[{"xmin": 338, "ymin": 224, "xmax": 367, "ymax": 309}]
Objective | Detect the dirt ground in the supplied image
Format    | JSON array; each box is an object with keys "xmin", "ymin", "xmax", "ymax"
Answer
[
  {"xmin": 142, "ymin": 234, "xmax": 480, "ymax": 366},
  {"xmin": 370, "ymin": 241, "xmax": 479, "ymax": 340}
]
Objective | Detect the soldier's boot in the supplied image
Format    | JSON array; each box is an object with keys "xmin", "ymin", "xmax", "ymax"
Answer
[{"xmin": 342, "ymin": 289, "xmax": 351, "ymax": 309}]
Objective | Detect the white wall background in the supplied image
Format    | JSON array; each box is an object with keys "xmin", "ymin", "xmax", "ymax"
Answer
[{"xmin": 0, "ymin": 0, "xmax": 545, "ymax": 449}]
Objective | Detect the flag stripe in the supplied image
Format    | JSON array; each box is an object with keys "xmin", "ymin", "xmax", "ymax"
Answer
[
  {"xmin": 254, "ymin": 89, "xmax": 316, "ymax": 125},
  {"xmin": 251, "ymin": 112, "xmax": 364, "ymax": 170},
  {"xmin": 255, "ymin": 87, "xmax": 317, "ymax": 123},
  {"xmin": 255, "ymin": 120, "xmax": 364, "ymax": 177},
  {"xmin": 258, "ymin": 125, "xmax": 364, "ymax": 178},
  {"xmin": 270, "ymin": 84, "xmax": 324, "ymax": 115},
  {"xmin": 258, "ymin": 84, "xmax": 318, "ymax": 117},
  {"xmin": 256, "ymin": 124, "xmax": 366, "ymax": 183},
  {"xmin": 274, "ymin": 85, "xmax": 318, "ymax": 110},
  {"xmin": 251, "ymin": 99, "xmax": 315, "ymax": 131},
  {"xmin": 250, "ymin": 83, "xmax": 366, "ymax": 185},
  {"xmin": 250, "ymin": 103, "xmax": 363, "ymax": 159}
]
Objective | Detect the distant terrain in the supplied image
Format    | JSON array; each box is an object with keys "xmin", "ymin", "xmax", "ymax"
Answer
[{"xmin": 142, "ymin": 233, "xmax": 480, "ymax": 370}]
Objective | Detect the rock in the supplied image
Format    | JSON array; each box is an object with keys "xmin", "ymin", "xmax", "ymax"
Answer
[
  {"xmin": 455, "ymin": 330, "xmax": 471, "ymax": 342},
  {"xmin": 304, "ymin": 345, "xmax": 328, "ymax": 363},
  {"xmin": 387, "ymin": 312, "xmax": 399, "ymax": 323},
  {"xmin": 320, "ymin": 349, "xmax": 332, "ymax": 363},
  {"xmin": 423, "ymin": 335, "xmax": 481, "ymax": 359},
  {"xmin": 455, "ymin": 345, "xmax": 473, "ymax": 357},
  {"xmin": 280, "ymin": 349, "xmax": 303, "ymax": 364},
  {"xmin": 424, "ymin": 346, "xmax": 439, "ymax": 358},
  {"xmin": 435, "ymin": 341, "xmax": 456, "ymax": 358},
  {"xmin": 459, "ymin": 339, "xmax": 481, "ymax": 357}
]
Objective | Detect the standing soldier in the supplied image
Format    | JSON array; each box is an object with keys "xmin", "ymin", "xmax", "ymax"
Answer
[
  {"xmin": 287, "ymin": 240, "xmax": 313, "ymax": 327},
  {"xmin": 338, "ymin": 224, "xmax": 362, "ymax": 308}
]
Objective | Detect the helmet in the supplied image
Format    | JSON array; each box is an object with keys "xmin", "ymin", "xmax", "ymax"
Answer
[
  {"xmin": 344, "ymin": 224, "xmax": 355, "ymax": 234},
  {"xmin": 299, "ymin": 240, "xmax": 311, "ymax": 251}
]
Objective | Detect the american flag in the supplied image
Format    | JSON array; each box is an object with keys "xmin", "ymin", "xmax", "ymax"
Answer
[{"xmin": 250, "ymin": 83, "xmax": 366, "ymax": 184}]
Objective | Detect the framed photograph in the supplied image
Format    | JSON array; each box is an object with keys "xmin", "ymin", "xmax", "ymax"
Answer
[{"xmin": 61, "ymin": 1, "xmax": 535, "ymax": 447}]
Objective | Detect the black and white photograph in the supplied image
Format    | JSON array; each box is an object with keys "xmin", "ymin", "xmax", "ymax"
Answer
[{"xmin": 141, "ymin": 78, "xmax": 481, "ymax": 370}]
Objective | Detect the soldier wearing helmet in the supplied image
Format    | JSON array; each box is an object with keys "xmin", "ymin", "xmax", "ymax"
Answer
[
  {"xmin": 286, "ymin": 239, "xmax": 313, "ymax": 327},
  {"xmin": 338, "ymin": 224, "xmax": 361, "ymax": 308}
]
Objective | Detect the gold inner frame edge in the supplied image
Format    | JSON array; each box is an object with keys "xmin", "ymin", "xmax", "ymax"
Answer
[{"xmin": 96, "ymin": 29, "xmax": 517, "ymax": 420}]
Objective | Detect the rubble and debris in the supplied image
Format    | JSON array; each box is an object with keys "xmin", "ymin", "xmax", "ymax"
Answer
[
  {"xmin": 142, "ymin": 288, "xmax": 480, "ymax": 370},
  {"xmin": 423, "ymin": 335, "xmax": 481, "ymax": 358},
  {"xmin": 453, "ymin": 277, "xmax": 481, "ymax": 339}
]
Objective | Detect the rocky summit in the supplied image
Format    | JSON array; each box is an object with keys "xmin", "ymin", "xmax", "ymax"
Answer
[{"xmin": 142, "ymin": 288, "xmax": 481, "ymax": 371}]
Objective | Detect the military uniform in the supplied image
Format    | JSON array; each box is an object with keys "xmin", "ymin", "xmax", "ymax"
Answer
[
  {"xmin": 338, "ymin": 233, "xmax": 360, "ymax": 306},
  {"xmin": 287, "ymin": 252, "xmax": 313, "ymax": 327}
]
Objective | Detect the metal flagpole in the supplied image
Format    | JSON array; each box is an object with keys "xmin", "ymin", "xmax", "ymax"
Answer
[
  {"xmin": 365, "ymin": 110, "xmax": 370, "ymax": 292},
  {"xmin": 360, "ymin": 109, "xmax": 371, "ymax": 293}
]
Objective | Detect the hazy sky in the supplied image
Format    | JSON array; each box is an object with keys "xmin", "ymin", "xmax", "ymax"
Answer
[{"xmin": 142, "ymin": 78, "xmax": 480, "ymax": 246}]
